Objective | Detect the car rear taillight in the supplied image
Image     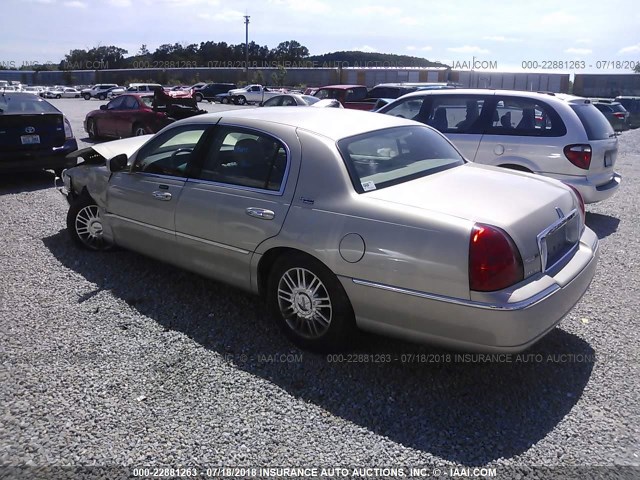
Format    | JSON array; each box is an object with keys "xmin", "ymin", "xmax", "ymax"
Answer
[
  {"xmin": 566, "ymin": 184, "xmax": 585, "ymax": 219},
  {"xmin": 613, "ymin": 112, "xmax": 626, "ymax": 119},
  {"xmin": 469, "ymin": 224, "xmax": 524, "ymax": 292},
  {"xmin": 563, "ymin": 144, "xmax": 591, "ymax": 170},
  {"xmin": 63, "ymin": 117, "xmax": 74, "ymax": 139}
]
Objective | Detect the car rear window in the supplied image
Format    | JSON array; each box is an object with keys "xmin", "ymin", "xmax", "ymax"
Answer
[
  {"xmin": 0, "ymin": 94, "xmax": 59, "ymax": 114},
  {"xmin": 570, "ymin": 104, "xmax": 615, "ymax": 140},
  {"xmin": 338, "ymin": 126, "xmax": 464, "ymax": 193},
  {"xmin": 609, "ymin": 103, "xmax": 627, "ymax": 113}
]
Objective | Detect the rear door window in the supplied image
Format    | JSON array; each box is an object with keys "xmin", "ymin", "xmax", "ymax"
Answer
[
  {"xmin": 487, "ymin": 97, "xmax": 566, "ymax": 137},
  {"xmin": 570, "ymin": 104, "xmax": 614, "ymax": 140},
  {"xmin": 195, "ymin": 127, "xmax": 288, "ymax": 192}
]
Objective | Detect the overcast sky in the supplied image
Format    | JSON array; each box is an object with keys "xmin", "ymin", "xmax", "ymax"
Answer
[{"xmin": 3, "ymin": 0, "xmax": 640, "ymax": 73}]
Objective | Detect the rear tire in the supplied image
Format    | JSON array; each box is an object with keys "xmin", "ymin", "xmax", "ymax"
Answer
[
  {"xmin": 98, "ymin": 94, "xmax": 107, "ymax": 101},
  {"xmin": 267, "ymin": 253, "xmax": 356, "ymax": 352},
  {"xmin": 67, "ymin": 195, "xmax": 112, "ymax": 251},
  {"xmin": 55, "ymin": 94, "xmax": 61, "ymax": 99},
  {"xmin": 132, "ymin": 123, "xmax": 147, "ymax": 136},
  {"xmin": 221, "ymin": 97, "xmax": 230, "ymax": 104}
]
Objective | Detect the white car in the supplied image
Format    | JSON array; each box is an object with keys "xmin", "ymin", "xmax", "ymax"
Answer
[
  {"xmin": 21, "ymin": 86, "xmax": 44, "ymax": 95},
  {"xmin": 379, "ymin": 89, "xmax": 621, "ymax": 203},
  {"xmin": 44, "ymin": 87, "xmax": 82, "ymax": 99}
]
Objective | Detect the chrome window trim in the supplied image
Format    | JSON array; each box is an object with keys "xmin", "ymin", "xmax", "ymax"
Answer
[
  {"xmin": 185, "ymin": 177, "xmax": 287, "ymax": 196},
  {"xmin": 351, "ymin": 278, "xmax": 559, "ymax": 311},
  {"xmin": 131, "ymin": 171, "xmax": 187, "ymax": 181}
]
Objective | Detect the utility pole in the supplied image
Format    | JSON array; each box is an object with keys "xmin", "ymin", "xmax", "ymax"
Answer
[{"xmin": 244, "ymin": 15, "xmax": 250, "ymax": 83}]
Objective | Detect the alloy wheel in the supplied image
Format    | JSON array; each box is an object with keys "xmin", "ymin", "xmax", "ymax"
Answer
[
  {"xmin": 277, "ymin": 267, "xmax": 332, "ymax": 339},
  {"xmin": 75, "ymin": 205, "xmax": 107, "ymax": 250}
]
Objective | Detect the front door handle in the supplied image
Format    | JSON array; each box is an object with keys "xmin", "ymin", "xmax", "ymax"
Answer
[
  {"xmin": 152, "ymin": 191, "xmax": 172, "ymax": 201},
  {"xmin": 246, "ymin": 207, "xmax": 275, "ymax": 220}
]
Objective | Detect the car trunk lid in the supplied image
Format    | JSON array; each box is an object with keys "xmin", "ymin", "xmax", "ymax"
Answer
[
  {"xmin": 0, "ymin": 113, "xmax": 66, "ymax": 151},
  {"xmin": 364, "ymin": 163, "xmax": 581, "ymax": 277}
]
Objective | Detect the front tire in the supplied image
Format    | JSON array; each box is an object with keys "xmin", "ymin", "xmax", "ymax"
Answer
[
  {"xmin": 67, "ymin": 196, "xmax": 112, "ymax": 251},
  {"xmin": 267, "ymin": 253, "xmax": 356, "ymax": 352},
  {"xmin": 86, "ymin": 119, "xmax": 98, "ymax": 139},
  {"xmin": 194, "ymin": 93, "xmax": 203, "ymax": 102},
  {"xmin": 236, "ymin": 95, "xmax": 246, "ymax": 105},
  {"xmin": 83, "ymin": 94, "xmax": 91, "ymax": 100},
  {"xmin": 55, "ymin": 94, "xmax": 61, "ymax": 99}
]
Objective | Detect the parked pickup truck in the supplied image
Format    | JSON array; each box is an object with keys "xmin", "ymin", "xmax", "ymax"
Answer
[{"xmin": 228, "ymin": 85, "xmax": 284, "ymax": 105}]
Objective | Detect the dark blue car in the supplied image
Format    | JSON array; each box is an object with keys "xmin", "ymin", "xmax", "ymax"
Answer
[{"xmin": 0, "ymin": 92, "xmax": 78, "ymax": 174}]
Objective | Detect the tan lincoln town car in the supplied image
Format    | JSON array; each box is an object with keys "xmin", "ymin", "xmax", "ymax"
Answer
[{"xmin": 60, "ymin": 108, "xmax": 599, "ymax": 352}]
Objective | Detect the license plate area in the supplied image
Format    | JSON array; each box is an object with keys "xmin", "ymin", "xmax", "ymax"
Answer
[
  {"xmin": 538, "ymin": 210, "xmax": 581, "ymax": 272},
  {"xmin": 21, "ymin": 134, "xmax": 40, "ymax": 145}
]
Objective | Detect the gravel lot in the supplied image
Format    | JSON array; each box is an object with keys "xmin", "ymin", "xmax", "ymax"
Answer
[{"xmin": 1, "ymin": 99, "xmax": 638, "ymax": 479}]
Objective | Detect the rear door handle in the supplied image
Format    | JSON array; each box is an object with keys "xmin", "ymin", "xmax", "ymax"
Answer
[
  {"xmin": 152, "ymin": 191, "xmax": 172, "ymax": 201},
  {"xmin": 246, "ymin": 207, "xmax": 275, "ymax": 220}
]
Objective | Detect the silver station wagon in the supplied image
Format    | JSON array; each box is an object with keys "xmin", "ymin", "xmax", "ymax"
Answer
[
  {"xmin": 378, "ymin": 89, "xmax": 621, "ymax": 204},
  {"xmin": 61, "ymin": 108, "xmax": 599, "ymax": 352}
]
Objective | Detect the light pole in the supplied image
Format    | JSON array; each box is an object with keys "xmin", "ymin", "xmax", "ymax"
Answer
[{"xmin": 244, "ymin": 15, "xmax": 250, "ymax": 83}]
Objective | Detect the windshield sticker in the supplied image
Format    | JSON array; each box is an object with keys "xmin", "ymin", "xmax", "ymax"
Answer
[{"xmin": 361, "ymin": 181, "xmax": 377, "ymax": 192}]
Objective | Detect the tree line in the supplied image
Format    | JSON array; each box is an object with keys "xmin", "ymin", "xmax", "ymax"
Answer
[{"xmin": 1, "ymin": 41, "xmax": 445, "ymax": 71}]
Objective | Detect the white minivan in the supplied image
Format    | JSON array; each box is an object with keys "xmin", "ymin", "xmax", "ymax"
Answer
[
  {"xmin": 126, "ymin": 83, "xmax": 162, "ymax": 93},
  {"xmin": 379, "ymin": 89, "xmax": 621, "ymax": 203}
]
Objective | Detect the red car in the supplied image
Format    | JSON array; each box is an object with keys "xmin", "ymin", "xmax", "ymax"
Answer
[
  {"xmin": 313, "ymin": 84, "xmax": 368, "ymax": 109},
  {"xmin": 84, "ymin": 93, "xmax": 204, "ymax": 139},
  {"xmin": 164, "ymin": 86, "xmax": 193, "ymax": 98}
]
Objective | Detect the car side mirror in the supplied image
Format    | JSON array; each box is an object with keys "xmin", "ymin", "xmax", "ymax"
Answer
[
  {"xmin": 100, "ymin": 105, "xmax": 107, "ymax": 110},
  {"xmin": 108, "ymin": 153, "xmax": 128, "ymax": 172}
]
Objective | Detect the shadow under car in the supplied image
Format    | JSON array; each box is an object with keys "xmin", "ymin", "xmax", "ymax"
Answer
[{"xmin": 42, "ymin": 229, "xmax": 595, "ymax": 466}]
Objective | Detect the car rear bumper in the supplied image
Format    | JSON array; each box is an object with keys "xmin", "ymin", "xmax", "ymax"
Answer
[
  {"xmin": 0, "ymin": 139, "xmax": 78, "ymax": 172},
  {"xmin": 547, "ymin": 172, "xmax": 621, "ymax": 204},
  {"xmin": 341, "ymin": 227, "xmax": 599, "ymax": 353},
  {"xmin": 573, "ymin": 173, "xmax": 621, "ymax": 204}
]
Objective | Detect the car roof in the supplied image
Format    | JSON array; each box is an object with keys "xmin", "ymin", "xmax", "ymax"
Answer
[
  {"xmin": 177, "ymin": 106, "xmax": 419, "ymax": 140},
  {"xmin": 317, "ymin": 84, "xmax": 367, "ymax": 90},
  {"xmin": 589, "ymin": 98, "xmax": 620, "ymax": 104},
  {"xmin": 396, "ymin": 88, "xmax": 590, "ymax": 104}
]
